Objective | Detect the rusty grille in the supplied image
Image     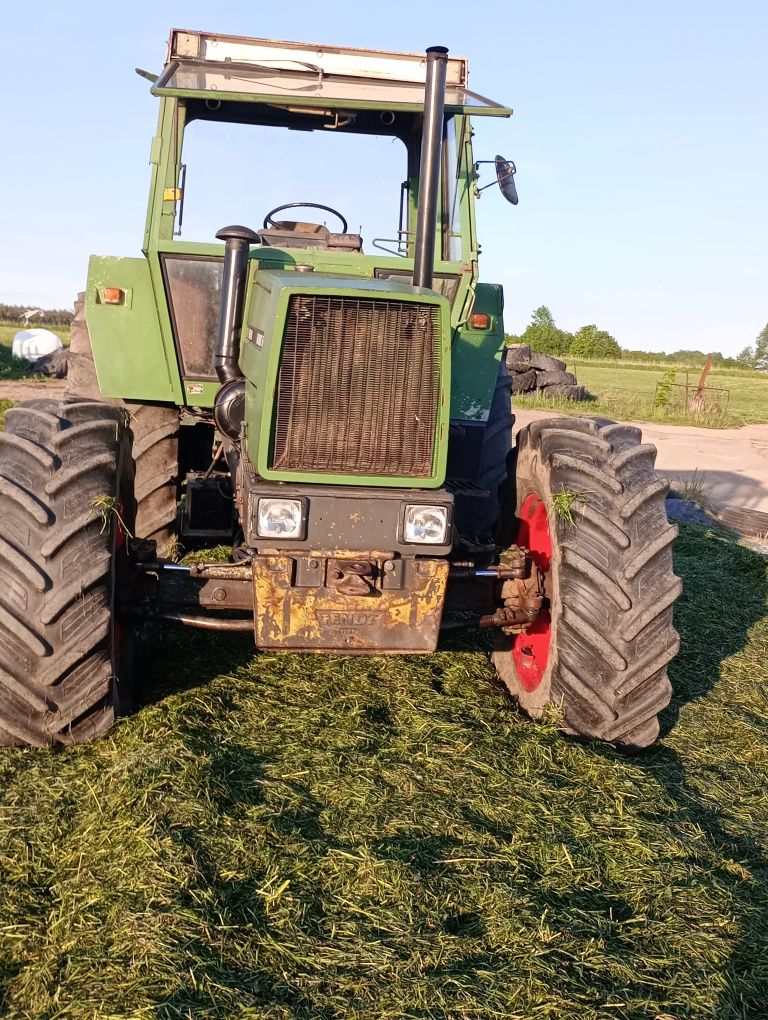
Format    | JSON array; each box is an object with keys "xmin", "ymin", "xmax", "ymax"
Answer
[{"xmin": 272, "ymin": 295, "xmax": 442, "ymax": 476}]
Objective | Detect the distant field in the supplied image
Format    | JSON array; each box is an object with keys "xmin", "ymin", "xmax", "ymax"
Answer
[
  {"xmin": 568, "ymin": 359, "xmax": 768, "ymax": 425},
  {"xmin": 2, "ymin": 321, "xmax": 765, "ymax": 424},
  {"xmin": 0, "ymin": 321, "xmax": 70, "ymax": 348},
  {"xmin": 0, "ymin": 322, "xmax": 71, "ymax": 383}
]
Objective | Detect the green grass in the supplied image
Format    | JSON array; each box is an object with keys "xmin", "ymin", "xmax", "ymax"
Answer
[
  {"xmin": 0, "ymin": 401, "xmax": 12, "ymax": 428},
  {"xmin": 676, "ymin": 469, "xmax": 716, "ymax": 512},
  {"xmin": 514, "ymin": 388, "xmax": 746, "ymax": 428},
  {"xmin": 567, "ymin": 360, "xmax": 768, "ymax": 425},
  {"xmin": 0, "ymin": 345, "xmax": 38, "ymax": 382},
  {"xmin": 1, "ymin": 523, "xmax": 767, "ymax": 1018},
  {"xmin": 577, "ymin": 357, "xmax": 766, "ymax": 376},
  {"xmin": 0, "ymin": 321, "xmax": 71, "ymax": 348}
]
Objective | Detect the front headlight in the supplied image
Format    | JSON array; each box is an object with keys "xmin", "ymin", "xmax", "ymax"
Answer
[
  {"xmin": 256, "ymin": 497, "xmax": 306, "ymax": 539},
  {"xmin": 403, "ymin": 504, "xmax": 449, "ymax": 545}
]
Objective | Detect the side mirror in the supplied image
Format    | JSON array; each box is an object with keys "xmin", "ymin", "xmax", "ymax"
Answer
[
  {"xmin": 474, "ymin": 156, "xmax": 519, "ymax": 204},
  {"xmin": 495, "ymin": 155, "xmax": 518, "ymax": 205}
]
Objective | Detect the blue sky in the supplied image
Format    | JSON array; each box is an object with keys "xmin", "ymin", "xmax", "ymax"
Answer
[{"xmin": 2, "ymin": 0, "xmax": 766, "ymax": 356}]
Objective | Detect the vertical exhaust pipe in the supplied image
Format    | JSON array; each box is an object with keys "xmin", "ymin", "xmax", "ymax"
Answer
[
  {"xmin": 214, "ymin": 224, "xmax": 258, "ymax": 384},
  {"xmin": 413, "ymin": 46, "xmax": 449, "ymax": 291}
]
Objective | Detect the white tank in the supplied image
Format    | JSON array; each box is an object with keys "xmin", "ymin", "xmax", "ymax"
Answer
[{"xmin": 11, "ymin": 328, "xmax": 63, "ymax": 361}]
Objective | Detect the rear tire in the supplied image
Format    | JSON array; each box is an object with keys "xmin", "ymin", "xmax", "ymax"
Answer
[
  {"xmin": 528, "ymin": 352, "xmax": 566, "ymax": 373},
  {"xmin": 67, "ymin": 293, "xmax": 179, "ymax": 553},
  {"xmin": 0, "ymin": 399, "xmax": 135, "ymax": 745},
  {"xmin": 510, "ymin": 369, "xmax": 537, "ymax": 394},
  {"xmin": 127, "ymin": 404, "xmax": 180, "ymax": 552},
  {"xmin": 535, "ymin": 370, "xmax": 576, "ymax": 388},
  {"xmin": 541, "ymin": 383, "xmax": 589, "ymax": 400},
  {"xmin": 492, "ymin": 416, "xmax": 681, "ymax": 750},
  {"xmin": 505, "ymin": 344, "xmax": 531, "ymax": 369}
]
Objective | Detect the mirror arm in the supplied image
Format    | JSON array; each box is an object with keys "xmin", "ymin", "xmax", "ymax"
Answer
[{"xmin": 475, "ymin": 178, "xmax": 504, "ymax": 194}]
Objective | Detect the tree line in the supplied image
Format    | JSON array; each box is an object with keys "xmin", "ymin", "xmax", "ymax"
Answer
[
  {"xmin": 507, "ymin": 306, "xmax": 767, "ymax": 369},
  {"xmin": 0, "ymin": 303, "xmax": 73, "ymax": 327},
  {"xmin": 736, "ymin": 324, "xmax": 768, "ymax": 371}
]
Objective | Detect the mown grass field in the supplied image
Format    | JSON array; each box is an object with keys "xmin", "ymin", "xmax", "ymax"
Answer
[
  {"xmin": 1, "ymin": 523, "xmax": 767, "ymax": 1018},
  {"xmin": 506, "ymin": 348, "xmax": 768, "ymax": 428},
  {"xmin": 569, "ymin": 361, "xmax": 768, "ymax": 425},
  {"xmin": 512, "ymin": 388, "xmax": 748, "ymax": 430}
]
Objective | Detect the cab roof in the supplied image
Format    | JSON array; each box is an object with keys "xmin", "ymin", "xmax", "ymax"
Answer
[{"xmin": 151, "ymin": 29, "xmax": 512, "ymax": 117}]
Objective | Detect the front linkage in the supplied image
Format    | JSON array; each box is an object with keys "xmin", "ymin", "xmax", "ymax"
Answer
[
  {"xmin": 122, "ymin": 544, "xmax": 543, "ymax": 653},
  {"xmin": 120, "ymin": 410, "xmax": 682, "ymax": 758}
]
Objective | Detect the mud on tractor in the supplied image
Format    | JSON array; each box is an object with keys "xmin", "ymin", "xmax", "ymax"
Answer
[{"xmin": 0, "ymin": 30, "xmax": 681, "ymax": 749}]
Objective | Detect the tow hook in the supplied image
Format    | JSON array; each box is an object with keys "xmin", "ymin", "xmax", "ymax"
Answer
[{"xmin": 327, "ymin": 559, "xmax": 378, "ymax": 596}]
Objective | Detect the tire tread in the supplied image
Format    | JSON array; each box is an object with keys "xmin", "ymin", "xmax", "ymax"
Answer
[
  {"xmin": 493, "ymin": 416, "xmax": 681, "ymax": 750},
  {"xmin": 0, "ymin": 398, "xmax": 132, "ymax": 745}
]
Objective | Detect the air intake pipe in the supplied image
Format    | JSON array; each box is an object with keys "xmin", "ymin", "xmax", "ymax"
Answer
[
  {"xmin": 214, "ymin": 224, "xmax": 259, "ymax": 384},
  {"xmin": 413, "ymin": 46, "xmax": 449, "ymax": 291},
  {"xmin": 212, "ymin": 224, "xmax": 258, "ymax": 440}
]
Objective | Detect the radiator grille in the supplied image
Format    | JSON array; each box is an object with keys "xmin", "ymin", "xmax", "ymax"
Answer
[{"xmin": 272, "ymin": 295, "xmax": 442, "ymax": 477}]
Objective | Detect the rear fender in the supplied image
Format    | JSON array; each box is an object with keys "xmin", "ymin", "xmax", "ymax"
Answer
[
  {"xmin": 451, "ymin": 282, "xmax": 505, "ymax": 422},
  {"xmin": 85, "ymin": 255, "xmax": 183, "ymax": 402}
]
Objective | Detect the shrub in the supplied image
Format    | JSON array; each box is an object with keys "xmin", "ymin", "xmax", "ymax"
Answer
[
  {"xmin": 654, "ymin": 367, "xmax": 677, "ymax": 408},
  {"xmin": 571, "ymin": 324, "xmax": 621, "ymax": 360}
]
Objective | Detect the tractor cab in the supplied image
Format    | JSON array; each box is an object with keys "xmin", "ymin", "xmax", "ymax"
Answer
[{"xmin": 86, "ymin": 30, "xmax": 514, "ymax": 422}]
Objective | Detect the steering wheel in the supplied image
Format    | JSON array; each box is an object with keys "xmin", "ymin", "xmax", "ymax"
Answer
[{"xmin": 263, "ymin": 202, "xmax": 348, "ymax": 233}]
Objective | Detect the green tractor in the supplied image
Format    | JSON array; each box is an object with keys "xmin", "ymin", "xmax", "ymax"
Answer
[{"xmin": 0, "ymin": 30, "xmax": 680, "ymax": 749}]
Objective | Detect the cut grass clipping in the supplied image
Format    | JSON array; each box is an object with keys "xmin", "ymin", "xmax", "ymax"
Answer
[
  {"xmin": 90, "ymin": 494, "xmax": 134, "ymax": 538},
  {"xmin": 550, "ymin": 486, "xmax": 587, "ymax": 526},
  {"xmin": 0, "ymin": 523, "xmax": 767, "ymax": 1018}
]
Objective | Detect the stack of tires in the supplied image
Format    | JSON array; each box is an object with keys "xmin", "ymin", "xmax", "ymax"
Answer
[{"xmin": 506, "ymin": 344, "xmax": 589, "ymax": 400}]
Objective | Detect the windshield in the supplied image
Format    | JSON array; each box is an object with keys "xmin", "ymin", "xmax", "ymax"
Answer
[
  {"xmin": 444, "ymin": 116, "xmax": 465, "ymax": 262},
  {"xmin": 177, "ymin": 117, "xmax": 408, "ymax": 253}
]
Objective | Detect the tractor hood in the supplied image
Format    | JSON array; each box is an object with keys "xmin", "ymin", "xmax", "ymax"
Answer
[{"xmin": 239, "ymin": 269, "xmax": 452, "ymax": 488}]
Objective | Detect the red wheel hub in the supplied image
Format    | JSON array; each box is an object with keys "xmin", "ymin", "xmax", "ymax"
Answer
[{"xmin": 511, "ymin": 492, "xmax": 552, "ymax": 692}]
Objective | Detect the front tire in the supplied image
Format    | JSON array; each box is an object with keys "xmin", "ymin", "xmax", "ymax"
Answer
[
  {"xmin": 0, "ymin": 399, "xmax": 135, "ymax": 745},
  {"xmin": 492, "ymin": 416, "xmax": 681, "ymax": 750}
]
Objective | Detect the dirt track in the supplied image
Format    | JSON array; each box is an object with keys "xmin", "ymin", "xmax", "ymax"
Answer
[
  {"xmin": 0, "ymin": 380, "xmax": 66, "ymax": 402},
  {"xmin": 514, "ymin": 409, "xmax": 768, "ymax": 515}
]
